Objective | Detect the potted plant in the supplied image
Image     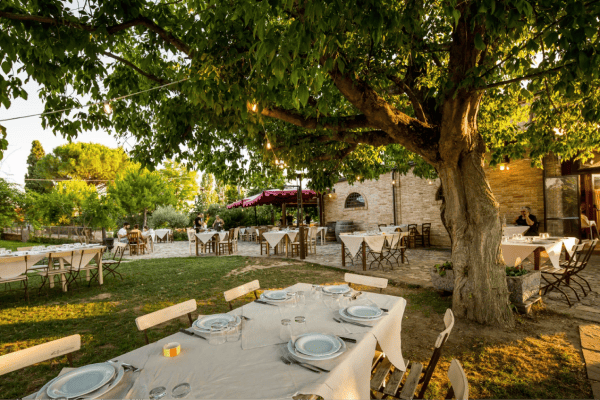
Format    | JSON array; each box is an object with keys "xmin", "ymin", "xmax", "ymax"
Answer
[
  {"xmin": 430, "ymin": 261, "xmax": 455, "ymax": 292},
  {"xmin": 505, "ymin": 266, "xmax": 541, "ymax": 311}
]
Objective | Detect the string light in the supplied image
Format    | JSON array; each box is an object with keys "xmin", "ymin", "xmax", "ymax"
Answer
[
  {"xmin": 427, "ymin": 180, "xmax": 433, "ymax": 185},
  {"xmin": 103, "ymin": 102, "xmax": 113, "ymax": 115},
  {"xmin": 499, "ymin": 164, "xmax": 505, "ymax": 171},
  {"xmin": 266, "ymin": 141, "xmax": 271, "ymax": 150},
  {"xmin": 392, "ymin": 179, "xmax": 396, "ymax": 185}
]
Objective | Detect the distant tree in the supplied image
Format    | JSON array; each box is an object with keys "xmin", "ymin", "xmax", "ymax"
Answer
[
  {"xmin": 24, "ymin": 140, "xmax": 49, "ymax": 193},
  {"xmin": 148, "ymin": 205, "xmax": 189, "ymax": 229},
  {"xmin": 194, "ymin": 173, "xmax": 219, "ymax": 212},
  {"xmin": 35, "ymin": 143, "xmax": 129, "ymax": 188},
  {"xmin": 0, "ymin": 178, "xmax": 24, "ymax": 228},
  {"xmin": 159, "ymin": 160, "xmax": 198, "ymax": 210},
  {"xmin": 109, "ymin": 164, "xmax": 176, "ymax": 226},
  {"xmin": 32, "ymin": 180, "xmax": 96, "ymax": 226}
]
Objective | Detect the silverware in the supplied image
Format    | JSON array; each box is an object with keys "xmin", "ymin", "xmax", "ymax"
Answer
[
  {"xmin": 333, "ymin": 317, "xmax": 371, "ymax": 328},
  {"xmin": 338, "ymin": 336, "xmax": 357, "ymax": 343},
  {"xmin": 254, "ymin": 300, "xmax": 277, "ymax": 307},
  {"xmin": 351, "ymin": 291, "xmax": 363, "ymax": 300},
  {"xmin": 179, "ymin": 328, "xmax": 207, "ymax": 340},
  {"xmin": 110, "ymin": 360, "xmax": 142, "ymax": 372},
  {"xmin": 241, "ymin": 315, "xmax": 251, "ymax": 321},
  {"xmin": 284, "ymin": 355, "xmax": 330, "ymax": 373},
  {"xmin": 280, "ymin": 356, "xmax": 321, "ymax": 373},
  {"xmin": 380, "ymin": 308, "xmax": 389, "ymax": 312}
]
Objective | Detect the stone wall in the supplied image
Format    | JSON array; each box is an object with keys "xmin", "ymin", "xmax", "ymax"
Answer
[
  {"xmin": 484, "ymin": 157, "xmax": 545, "ymax": 231},
  {"xmin": 323, "ymin": 172, "xmax": 395, "ymax": 232}
]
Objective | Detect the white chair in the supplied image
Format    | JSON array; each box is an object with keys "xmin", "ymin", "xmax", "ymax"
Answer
[
  {"xmin": 224, "ymin": 280, "xmax": 260, "ymax": 310},
  {"xmin": 344, "ymin": 272, "xmax": 388, "ymax": 293},
  {"xmin": 232, "ymin": 227, "xmax": 240, "ymax": 252},
  {"xmin": 187, "ymin": 229, "xmax": 197, "ymax": 255},
  {"xmin": 135, "ymin": 299, "xmax": 197, "ymax": 344},
  {"xmin": 0, "ymin": 255, "xmax": 28, "ymax": 301},
  {"xmin": 0, "ymin": 334, "xmax": 81, "ymax": 376},
  {"xmin": 446, "ymin": 359, "xmax": 469, "ymax": 400}
]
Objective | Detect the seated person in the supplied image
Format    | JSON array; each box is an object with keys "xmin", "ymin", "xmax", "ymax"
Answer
[
  {"xmin": 194, "ymin": 212, "xmax": 204, "ymax": 233},
  {"xmin": 285, "ymin": 213, "xmax": 294, "ymax": 226},
  {"xmin": 130, "ymin": 224, "xmax": 142, "ymax": 235},
  {"xmin": 142, "ymin": 225, "xmax": 153, "ymax": 238},
  {"xmin": 213, "ymin": 215, "xmax": 224, "ymax": 231},
  {"xmin": 117, "ymin": 222, "xmax": 130, "ymax": 243},
  {"xmin": 514, "ymin": 207, "xmax": 539, "ymax": 236}
]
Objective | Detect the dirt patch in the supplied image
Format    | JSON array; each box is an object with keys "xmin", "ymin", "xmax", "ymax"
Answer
[
  {"xmin": 225, "ymin": 258, "xmax": 304, "ymax": 277},
  {"xmin": 89, "ymin": 293, "xmax": 112, "ymax": 301},
  {"xmin": 98, "ymin": 343, "xmax": 117, "ymax": 350}
]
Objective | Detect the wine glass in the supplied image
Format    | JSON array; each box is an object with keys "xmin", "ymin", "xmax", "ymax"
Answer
[
  {"xmin": 226, "ymin": 318, "xmax": 241, "ymax": 342},
  {"xmin": 294, "ymin": 316, "xmax": 307, "ymax": 338},
  {"xmin": 311, "ymin": 285, "xmax": 323, "ymax": 301},
  {"xmin": 296, "ymin": 291, "xmax": 306, "ymax": 307}
]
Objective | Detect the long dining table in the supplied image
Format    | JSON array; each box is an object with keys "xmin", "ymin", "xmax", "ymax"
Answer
[
  {"xmin": 0, "ymin": 245, "xmax": 105, "ymax": 292},
  {"xmin": 26, "ymin": 283, "xmax": 407, "ymax": 399}
]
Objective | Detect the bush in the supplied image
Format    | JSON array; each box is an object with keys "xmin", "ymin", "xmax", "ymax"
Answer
[
  {"xmin": 148, "ymin": 205, "xmax": 189, "ymax": 229},
  {"xmin": 505, "ymin": 266, "xmax": 529, "ymax": 277},
  {"xmin": 434, "ymin": 261, "xmax": 452, "ymax": 276},
  {"xmin": 29, "ymin": 236, "xmax": 78, "ymax": 245}
]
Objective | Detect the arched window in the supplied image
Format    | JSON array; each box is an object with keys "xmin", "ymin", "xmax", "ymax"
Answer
[{"xmin": 345, "ymin": 192, "xmax": 366, "ymax": 208}]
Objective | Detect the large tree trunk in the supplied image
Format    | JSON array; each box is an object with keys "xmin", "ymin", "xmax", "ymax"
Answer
[{"xmin": 437, "ymin": 94, "xmax": 515, "ymax": 327}]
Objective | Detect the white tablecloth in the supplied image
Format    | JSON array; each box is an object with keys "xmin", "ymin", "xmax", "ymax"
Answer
[
  {"xmin": 340, "ymin": 234, "xmax": 387, "ymax": 257},
  {"xmin": 316, "ymin": 227, "xmax": 328, "ymax": 245},
  {"xmin": 195, "ymin": 231, "xmax": 228, "ymax": 244},
  {"xmin": 262, "ymin": 231, "xmax": 299, "ymax": 249},
  {"xmin": 501, "ymin": 237, "xmax": 577, "ymax": 268},
  {"xmin": 503, "ymin": 225, "xmax": 530, "ymax": 237},
  {"xmin": 154, "ymin": 229, "xmax": 172, "ymax": 240},
  {"xmin": 75, "ymin": 282, "xmax": 406, "ymax": 399}
]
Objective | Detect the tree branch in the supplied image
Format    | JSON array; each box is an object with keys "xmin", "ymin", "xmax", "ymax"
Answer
[
  {"xmin": 386, "ymin": 75, "xmax": 428, "ymax": 123},
  {"xmin": 313, "ymin": 144, "xmax": 357, "ymax": 161},
  {"xmin": 103, "ymin": 52, "xmax": 168, "ymax": 84},
  {"xmin": 258, "ymin": 106, "xmax": 370, "ymax": 131},
  {"xmin": 0, "ymin": 12, "xmax": 191, "ymax": 56},
  {"xmin": 480, "ymin": 63, "xmax": 574, "ymax": 90}
]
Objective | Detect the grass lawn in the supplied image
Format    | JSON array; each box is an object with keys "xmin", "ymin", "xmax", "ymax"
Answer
[{"xmin": 0, "ymin": 255, "xmax": 592, "ymax": 399}]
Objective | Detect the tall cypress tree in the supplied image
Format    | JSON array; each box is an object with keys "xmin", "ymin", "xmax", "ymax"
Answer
[{"xmin": 24, "ymin": 140, "xmax": 47, "ymax": 193}]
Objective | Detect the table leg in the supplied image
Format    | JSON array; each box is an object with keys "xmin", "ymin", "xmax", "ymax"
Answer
[
  {"xmin": 97, "ymin": 252, "xmax": 103, "ymax": 285},
  {"xmin": 362, "ymin": 242, "xmax": 367, "ymax": 271},
  {"xmin": 341, "ymin": 241, "xmax": 346, "ymax": 267},
  {"xmin": 534, "ymin": 248, "xmax": 541, "ymax": 270},
  {"xmin": 59, "ymin": 259, "xmax": 67, "ymax": 292}
]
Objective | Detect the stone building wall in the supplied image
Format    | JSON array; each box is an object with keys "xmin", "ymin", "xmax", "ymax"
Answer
[
  {"xmin": 484, "ymin": 158, "xmax": 545, "ymax": 231},
  {"xmin": 323, "ymin": 156, "xmax": 553, "ymax": 248}
]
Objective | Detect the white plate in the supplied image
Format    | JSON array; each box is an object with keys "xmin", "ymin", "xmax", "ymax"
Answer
[
  {"xmin": 346, "ymin": 305, "xmax": 383, "ymax": 319},
  {"xmin": 321, "ymin": 285, "xmax": 351, "ymax": 295},
  {"xmin": 339, "ymin": 308, "xmax": 382, "ymax": 323},
  {"xmin": 287, "ymin": 336, "xmax": 346, "ymax": 361},
  {"xmin": 84, "ymin": 362, "xmax": 126, "ymax": 400},
  {"xmin": 46, "ymin": 363, "xmax": 116, "ymax": 398},
  {"xmin": 294, "ymin": 333, "xmax": 342, "ymax": 357},
  {"xmin": 193, "ymin": 314, "xmax": 237, "ymax": 332},
  {"xmin": 263, "ymin": 290, "xmax": 289, "ymax": 300}
]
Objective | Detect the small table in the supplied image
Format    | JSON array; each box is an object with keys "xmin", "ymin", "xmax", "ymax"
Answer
[
  {"xmin": 195, "ymin": 231, "xmax": 228, "ymax": 256},
  {"xmin": 501, "ymin": 237, "xmax": 577, "ymax": 270},
  {"xmin": 262, "ymin": 230, "xmax": 298, "ymax": 257}
]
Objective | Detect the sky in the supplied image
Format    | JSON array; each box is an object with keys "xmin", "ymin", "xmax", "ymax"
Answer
[{"xmin": 0, "ymin": 78, "xmax": 134, "ymax": 187}]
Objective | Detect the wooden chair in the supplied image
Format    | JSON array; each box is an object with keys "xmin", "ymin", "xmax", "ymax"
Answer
[
  {"xmin": 407, "ymin": 224, "xmax": 421, "ymax": 248},
  {"xmin": 259, "ymin": 229, "xmax": 277, "ymax": 255},
  {"xmin": 66, "ymin": 248, "xmax": 104, "ymax": 290},
  {"xmin": 371, "ymin": 309, "xmax": 455, "ymax": 399},
  {"xmin": 0, "ymin": 335, "xmax": 80, "ymax": 376},
  {"xmin": 224, "ymin": 280, "xmax": 260, "ymax": 310},
  {"xmin": 187, "ymin": 229, "xmax": 197, "ymax": 255},
  {"xmin": 291, "ymin": 227, "xmax": 310, "ymax": 257},
  {"xmin": 378, "ymin": 224, "xmax": 387, "ymax": 229},
  {"xmin": 38, "ymin": 251, "xmax": 73, "ymax": 295},
  {"xmin": 128, "ymin": 231, "xmax": 146, "ymax": 255},
  {"xmin": 345, "ymin": 273, "xmax": 388, "ymax": 293},
  {"xmin": 421, "ymin": 223, "xmax": 432, "ymax": 247},
  {"xmin": 102, "ymin": 245, "xmax": 125, "ymax": 280},
  {"xmin": 218, "ymin": 229, "xmax": 235, "ymax": 255},
  {"xmin": 0, "ymin": 255, "xmax": 28, "ymax": 301},
  {"xmin": 444, "ymin": 359, "xmax": 469, "ymax": 400},
  {"xmin": 135, "ymin": 299, "xmax": 197, "ymax": 344}
]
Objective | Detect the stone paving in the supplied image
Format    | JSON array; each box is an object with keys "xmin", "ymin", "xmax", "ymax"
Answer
[{"xmin": 123, "ymin": 239, "xmax": 600, "ymax": 322}]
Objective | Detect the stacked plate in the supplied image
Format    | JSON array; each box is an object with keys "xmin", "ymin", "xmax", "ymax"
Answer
[
  {"xmin": 339, "ymin": 304, "xmax": 384, "ymax": 324},
  {"xmin": 287, "ymin": 333, "xmax": 346, "ymax": 361},
  {"xmin": 192, "ymin": 314, "xmax": 239, "ymax": 333},
  {"xmin": 259, "ymin": 290, "xmax": 290, "ymax": 303},
  {"xmin": 35, "ymin": 362, "xmax": 125, "ymax": 399},
  {"xmin": 321, "ymin": 285, "xmax": 351, "ymax": 296}
]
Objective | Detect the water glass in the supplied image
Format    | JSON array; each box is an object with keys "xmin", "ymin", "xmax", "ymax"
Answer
[
  {"xmin": 341, "ymin": 293, "xmax": 353, "ymax": 309},
  {"xmin": 226, "ymin": 318, "xmax": 241, "ymax": 342},
  {"xmin": 296, "ymin": 291, "xmax": 306, "ymax": 307},
  {"xmin": 286, "ymin": 292, "xmax": 298, "ymax": 308},
  {"xmin": 209, "ymin": 322, "xmax": 227, "ymax": 345},
  {"xmin": 311, "ymin": 285, "xmax": 323, "ymax": 301},
  {"xmin": 149, "ymin": 387, "xmax": 167, "ymax": 400},
  {"xmin": 172, "ymin": 383, "xmax": 191, "ymax": 398},
  {"xmin": 327, "ymin": 293, "xmax": 342, "ymax": 310},
  {"xmin": 280, "ymin": 319, "xmax": 292, "ymax": 342},
  {"xmin": 294, "ymin": 316, "xmax": 307, "ymax": 338}
]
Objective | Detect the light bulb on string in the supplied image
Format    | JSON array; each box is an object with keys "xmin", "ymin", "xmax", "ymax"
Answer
[
  {"xmin": 266, "ymin": 141, "xmax": 271, "ymax": 149},
  {"xmin": 103, "ymin": 102, "xmax": 113, "ymax": 115},
  {"xmin": 427, "ymin": 180, "xmax": 433, "ymax": 185},
  {"xmin": 499, "ymin": 164, "xmax": 505, "ymax": 171}
]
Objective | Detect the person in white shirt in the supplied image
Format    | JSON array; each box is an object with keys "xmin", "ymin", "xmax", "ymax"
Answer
[{"xmin": 118, "ymin": 222, "xmax": 130, "ymax": 243}]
